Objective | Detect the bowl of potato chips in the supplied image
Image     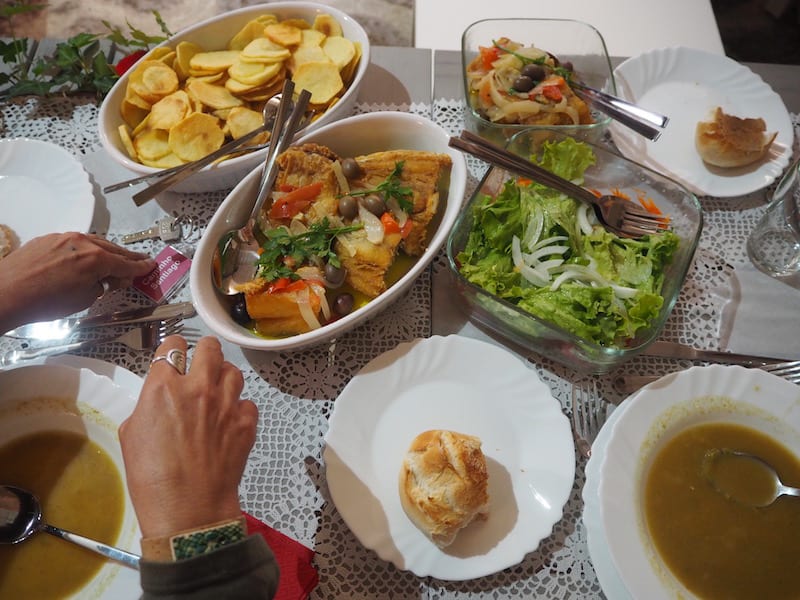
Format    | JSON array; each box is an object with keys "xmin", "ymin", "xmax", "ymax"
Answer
[{"xmin": 98, "ymin": 2, "xmax": 369, "ymax": 193}]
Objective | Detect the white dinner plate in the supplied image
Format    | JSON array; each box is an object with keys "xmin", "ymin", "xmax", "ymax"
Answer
[
  {"xmin": 323, "ymin": 335, "xmax": 575, "ymax": 580},
  {"xmin": 0, "ymin": 138, "xmax": 95, "ymax": 247},
  {"xmin": 610, "ymin": 47, "xmax": 793, "ymax": 197},
  {"xmin": 0, "ymin": 358, "xmax": 143, "ymax": 599},
  {"xmin": 582, "ymin": 395, "xmax": 631, "ymax": 600},
  {"xmin": 597, "ymin": 365, "xmax": 800, "ymax": 599}
]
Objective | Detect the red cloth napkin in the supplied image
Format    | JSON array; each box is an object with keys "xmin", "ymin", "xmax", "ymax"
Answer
[{"xmin": 243, "ymin": 512, "xmax": 319, "ymax": 600}]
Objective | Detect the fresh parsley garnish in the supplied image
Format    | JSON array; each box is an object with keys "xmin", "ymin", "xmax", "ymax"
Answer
[
  {"xmin": 255, "ymin": 218, "xmax": 363, "ymax": 282},
  {"xmin": 347, "ymin": 161, "xmax": 414, "ymax": 213}
]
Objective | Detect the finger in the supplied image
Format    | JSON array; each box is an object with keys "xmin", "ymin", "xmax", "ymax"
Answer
[
  {"xmin": 219, "ymin": 361, "xmax": 245, "ymax": 403},
  {"xmin": 87, "ymin": 234, "xmax": 152, "ymax": 260},
  {"xmin": 188, "ymin": 336, "xmax": 223, "ymax": 382},
  {"xmin": 148, "ymin": 335, "xmax": 188, "ymax": 378}
]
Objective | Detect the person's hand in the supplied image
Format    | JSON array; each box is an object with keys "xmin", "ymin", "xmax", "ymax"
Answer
[
  {"xmin": 0, "ymin": 232, "xmax": 155, "ymax": 332},
  {"xmin": 119, "ymin": 336, "xmax": 258, "ymax": 539}
]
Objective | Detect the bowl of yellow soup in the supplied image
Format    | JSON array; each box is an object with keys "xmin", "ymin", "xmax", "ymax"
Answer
[
  {"xmin": 0, "ymin": 364, "xmax": 141, "ymax": 599},
  {"xmin": 597, "ymin": 364, "xmax": 800, "ymax": 600}
]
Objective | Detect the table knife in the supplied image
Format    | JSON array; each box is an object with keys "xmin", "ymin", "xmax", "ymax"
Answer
[
  {"xmin": 642, "ymin": 340, "xmax": 795, "ymax": 366},
  {"xmin": 3, "ymin": 302, "xmax": 195, "ymax": 341}
]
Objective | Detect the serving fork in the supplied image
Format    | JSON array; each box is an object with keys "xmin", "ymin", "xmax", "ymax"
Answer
[
  {"xmin": 0, "ymin": 319, "xmax": 183, "ymax": 366},
  {"xmin": 449, "ymin": 130, "xmax": 669, "ymax": 238},
  {"xmin": 571, "ymin": 380, "xmax": 609, "ymax": 458}
]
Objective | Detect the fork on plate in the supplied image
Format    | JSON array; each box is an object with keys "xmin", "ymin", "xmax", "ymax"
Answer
[
  {"xmin": 449, "ymin": 130, "xmax": 669, "ymax": 238},
  {"xmin": 571, "ymin": 380, "xmax": 609, "ymax": 458},
  {"xmin": 0, "ymin": 319, "xmax": 184, "ymax": 366}
]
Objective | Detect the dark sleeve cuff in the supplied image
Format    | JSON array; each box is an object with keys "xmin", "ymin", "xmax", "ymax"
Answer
[{"xmin": 140, "ymin": 535, "xmax": 280, "ymax": 599}]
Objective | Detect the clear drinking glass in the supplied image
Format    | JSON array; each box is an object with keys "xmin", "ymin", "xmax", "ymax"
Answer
[{"xmin": 747, "ymin": 158, "xmax": 800, "ymax": 277}]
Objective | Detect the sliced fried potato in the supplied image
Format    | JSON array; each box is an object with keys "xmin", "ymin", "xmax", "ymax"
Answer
[
  {"xmin": 148, "ymin": 90, "xmax": 192, "ymax": 130},
  {"xmin": 186, "ymin": 79, "xmax": 244, "ymax": 110},
  {"xmin": 255, "ymin": 14, "xmax": 278, "ymax": 26},
  {"xmin": 312, "ymin": 14, "xmax": 343, "ymax": 37},
  {"xmin": 226, "ymin": 106, "xmax": 265, "ymax": 139},
  {"xmin": 121, "ymin": 98, "xmax": 149, "ymax": 129},
  {"xmin": 340, "ymin": 41, "xmax": 362, "ymax": 84},
  {"xmin": 290, "ymin": 45, "xmax": 328, "ymax": 70},
  {"xmin": 281, "ymin": 18, "xmax": 311, "ymax": 30},
  {"xmin": 299, "ymin": 28, "xmax": 327, "ymax": 47},
  {"xmin": 240, "ymin": 37, "xmax": 292, "ymax": 62},
  {"xmin": 118, "ymin": 124, "xmax": 138, "ymax": 160},
  {"xmin": 322, "ymin": 36, "xmax": 356, "ymax": 70},
  {"xmin": 124, "ymin": 86, "xmax": 152, "ymax": 110},
  {"xmin": 175, "ymin": 41, "xmax": 203, "ymax": 80},
  {"xmin": 131, "ymin": 61, "xmax": 179, "ymax": 103},
  {"xmin": 131, "ymin": 113, "xmax": 152, "ymax": 137},
  {"xmin": 228, "ymin": 18, "xmax": 271, "ymax": 51},
  {"xmin": 144, "ymin": 46, "xmax": 175, "ymax": 62},
  {"xmin": 291, "ymin": 61, "xmax": 343, "ymax": 104},
  {"xmin": 168, "ymin": 112, "xmax": 225, "ymax": 161},
  {"xmin": 133, "ymin": 128, "xmax": 171, "ymax": 160},
  {"xmin": 190, "ymin": 50, "xmax": 241, "ymax": 73},
  {"xmin": 141, "ymin": 152, "xmax": 185, "ymax": 168},
  {"xmin": 228, "ymin": 58, "xmax": 282, "ymax": 86},
  {"xmin": 264, "ymin": 22, "xmax": 302, "ymax": 47}
]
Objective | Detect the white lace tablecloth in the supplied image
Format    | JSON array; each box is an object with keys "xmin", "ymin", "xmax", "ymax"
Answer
[{"xmin": 2, "ymin": 92, "xmax": 799, "ymax": 599}]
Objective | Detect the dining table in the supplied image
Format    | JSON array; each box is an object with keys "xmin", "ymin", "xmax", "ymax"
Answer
[{"xmin": 1, "ymin": 44, "xmax": 800, "ymax": 599}]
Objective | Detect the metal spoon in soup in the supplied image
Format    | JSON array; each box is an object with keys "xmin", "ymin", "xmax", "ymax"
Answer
[{"xmin": 701, "ymin": 448, "xmax": 800, "ymax": 507}]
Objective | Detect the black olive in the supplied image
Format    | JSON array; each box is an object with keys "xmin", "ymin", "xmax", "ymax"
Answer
[
  {"xmin": 324, "ymin": 263, "xmax": 346, "ymax": 288},
  {"xmin": 341, "ymin": 157, "xmax": 363, "ymax": 179},
  {"xmin": 338, "ymin": 195, "xmax": 358, "ymax": 220},
  {"xmin": 362, "ymin": 193, "xmax": 386, "ymax": 216},
  {"xmin": 561, "ymin": 60, "xmax": 574, "ymax": 73},
  {"xmin": 231, "ymin": 294, "xmax": 251, "ymax": 325},
  {"xmin": 512, "ymin": 75, "xmax": 534, "ymax": 93},
  {"xmin": 521, "ymin": 63, "xmax": 546, "ymax": 82},
  {"xmin": 333, "ymin": 293, "xmax": 354, "ymax": 316}
]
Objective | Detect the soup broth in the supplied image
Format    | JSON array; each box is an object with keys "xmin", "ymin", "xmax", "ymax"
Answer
[
  {"xmin": 644, "ymin": 422, "xmax": 800, "ymax": 599},
  {"xmin": 0, "ymin": 429, "xmax": 125, "ymax": 599}
]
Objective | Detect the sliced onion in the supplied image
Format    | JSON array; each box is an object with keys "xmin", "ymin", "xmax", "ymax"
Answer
[
  {"xmin": 386, "ymin": 197, "xmax": 408, "ymax": 226},
  {"xmin": 297, "ymin": 286, "xmax": 322, "ymax": 330},
  {"xmin": 331, "ymin": 160, "xmax": 350, "ymax": 195},
  {"xmin": 314, "ymin": 283, "xmax": 331, "ymax": 321},
  {"xmin": 531, "ymin": 235, "xmax": 568, "ymax": 251},
  {"xmin": 550, "ymin": 265, "xmax": 639, "ymax": 299},
  {"xmin": 577, "ymin": 203, "xmax": 593, "ymax": 235},
  {"xmin": 289, "ymin": 218, "xmax": 308, "ymax": 236},
  {"xmin": 358, "ymin": 204, "xmax": 385, "ymax": 244}
]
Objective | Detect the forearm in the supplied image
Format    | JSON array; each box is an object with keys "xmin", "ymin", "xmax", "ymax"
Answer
[{"xmin": 140, "ymin": 535, "xmax": 279, "ymax": 600}]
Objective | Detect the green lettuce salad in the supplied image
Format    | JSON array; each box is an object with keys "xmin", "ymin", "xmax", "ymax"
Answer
[{"xmin": 457, "ymin": 137, "xmax": 679, "ymax": 347}]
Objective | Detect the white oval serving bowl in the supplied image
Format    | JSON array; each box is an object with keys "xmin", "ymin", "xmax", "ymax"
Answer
[
  {"xmin": 190, "ymin": 110, "xmax": 468, "ymax": 351},
  {"xmin": 98, "ymin": 2, "xmax": 370, "ymax": 194}
]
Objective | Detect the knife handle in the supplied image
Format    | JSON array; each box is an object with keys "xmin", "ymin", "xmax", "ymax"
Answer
[{"xmin": 1, "ymin": 340, "xmax": 90, "ymax": 366}]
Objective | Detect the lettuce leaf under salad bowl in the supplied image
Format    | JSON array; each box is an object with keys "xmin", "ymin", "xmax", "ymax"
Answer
[{"xmin": 446, "ymin": 130, "xmax": 702, "ymax": 374}]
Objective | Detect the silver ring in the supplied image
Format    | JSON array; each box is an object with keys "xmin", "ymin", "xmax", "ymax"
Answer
[
  {"xmin": 96, "ymin": 278, "xmax": 112, "ymax": 300},
  {"xmin": 149, "ymin": 348, "xmax": 187, "ymax": 375}
]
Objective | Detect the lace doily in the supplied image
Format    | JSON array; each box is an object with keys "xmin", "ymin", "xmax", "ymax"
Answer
[{"xmin": 2, "ymin": 92, "xmax": 799, "ymax": 600}]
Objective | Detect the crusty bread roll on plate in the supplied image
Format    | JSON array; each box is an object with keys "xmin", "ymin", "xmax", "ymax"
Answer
[
  {"xmin": 696, "ymin": 107, "xmax": 777, "ymax": 168},
  {"xmin": 399, "ymin": 429, "xmax": 489, "ymax": 548}
]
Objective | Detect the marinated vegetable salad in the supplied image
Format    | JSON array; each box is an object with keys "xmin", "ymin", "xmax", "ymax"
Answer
[
  {"xmin": 466, "ymin": 37, "xmax": 592, "ymax": 127},
  {"xmin": 457, "ymin": 138, "xmax": 679, "ymax": 347}
]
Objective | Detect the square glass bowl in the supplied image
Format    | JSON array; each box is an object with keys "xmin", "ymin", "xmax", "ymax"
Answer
[
  {"xmin": 461, "ymin": 18, "xmax": 615, "ymax": 147},
  {"xmin": 445, "ymin": 130, "xmax": 703, "ymax": 374}
]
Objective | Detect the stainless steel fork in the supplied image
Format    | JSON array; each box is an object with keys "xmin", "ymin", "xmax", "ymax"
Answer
[
  {"xmin": 0, "ymin": 319, "xmax": 184, "ymax": 366},
  {"xmin": 571, "ymin": 381, "xmax": 607, "ymax": 458}
]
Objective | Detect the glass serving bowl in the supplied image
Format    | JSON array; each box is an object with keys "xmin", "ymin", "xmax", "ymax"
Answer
[
  {"xmin": 461, "ymin": 18, "xmax": 615, "ymax": 147},
  {"xmin": 445, "ymin": 129, "xmax": 703, "ymax": 374}
]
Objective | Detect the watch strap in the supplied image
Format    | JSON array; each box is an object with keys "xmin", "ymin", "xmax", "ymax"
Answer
[{"xmin": 141, "ymin": 516, "xmax": 247, "ymax": 562}]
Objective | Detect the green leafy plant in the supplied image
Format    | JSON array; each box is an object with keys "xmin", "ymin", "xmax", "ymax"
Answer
[
  {"xmin": 0, "ymin": 3, "xmax": 170, "ymax": 99},
  {"xmin": 347, "ymin": 161, "xmax": 414, "ymax": 212}
]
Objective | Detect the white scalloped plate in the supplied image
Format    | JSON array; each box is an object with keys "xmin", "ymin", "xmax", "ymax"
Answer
[
  {"xmin": 597, "ymin": 365, "xmax": 800, "ymax": 599},
  {"xmin": 323, "ymin": 335, "xmax": 575, "ymax": 580},
  {"xmin": 0, "ymin": 138, "xmax": 94, "ymax": 246},
  {"xmin": 0, "ymin": 360, "xmax": 142, "ymax": 599},
  {"xmin": 610, "ymin": 47, "xmax": 793, "ymax": 197}
]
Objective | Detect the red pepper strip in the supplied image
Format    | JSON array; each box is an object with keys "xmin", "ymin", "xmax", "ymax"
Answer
[
  {"xmin": 381, "ymin": 212, "xmax": 401, "ymax": 234},
  {"xmin": 267, "ymin": 278, "xmax": 309, "ymax": 294},
  {"xmin": 517, "ymin": 177, "xmax": 533, "ymax": 186},
  {"xmin": 268, "ymin": 182, "xmax": 323, "ymax": 220},
  {"xmin": 479, "ymin": 45, "xmax": 500, "ymax": 70},
  {"xmin": 541, "ymin": 85, "xmax": 563, "ymax": 102},
  {"xmin": 400, "ymin": 219, "xmax": 413, "ymax": 239},
  {"xmin": 278, "ymin": 183, "xmax": 295, "ymax": 193}
]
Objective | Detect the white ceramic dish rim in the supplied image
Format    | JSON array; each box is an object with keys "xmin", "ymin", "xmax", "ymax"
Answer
[
  {"xmin": 323, "ymin": 335, "xmax": 575, "ymax": 580},
  {"xmin": 0, "ymin": 360, "xmax": 143, "ymax": 599},
  {"xmin": 610, "ymin": 46, "xmax": 794, "ymax": 197},
  {"xmin": 97, "ymin": 1, "xmax": 370, "ymax": 187},
  {"xmin": 597, "ymin": 364, "xmax": 800, "ymax": 599},
  {"xmin": 189, "ymin": 110, "xmax": 468, "ymax": 351},
  {"xmin": 0, "ymin": 138, "xmax": 94, "ymax": 246}
]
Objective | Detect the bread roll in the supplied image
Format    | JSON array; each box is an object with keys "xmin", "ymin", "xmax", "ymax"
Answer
[
  {"xmin": 0, "ymin": 224, "xmax": 16, "ymax": 259},
  {"xmin": 695, "ymin": 107, "xmax": 777, "ymax": 168},
  {"xmin": 399, "ymin": 430, "xmax": 489, "ymax": 548}
]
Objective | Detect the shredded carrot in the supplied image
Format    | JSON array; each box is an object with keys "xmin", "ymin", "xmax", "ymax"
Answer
[
  {"xmin": 610, "ymin": 187, "xmax": 631, "ymax": 201},
  {"xmin": 517, "ymin": 177, "xmax": 533, "ymax": 186}
]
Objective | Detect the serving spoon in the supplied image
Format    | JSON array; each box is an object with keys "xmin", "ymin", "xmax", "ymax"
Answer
[
  {"xmin": 0, "ymin": 484, "xmax": 141, "ymax": 570},
  {"xmin": 211, "ymin": 81, "xmax": 311, "ymax": 296},
  {"xmin": 701, "ymin": 448, "xmax": 800, "ymax": 507}
]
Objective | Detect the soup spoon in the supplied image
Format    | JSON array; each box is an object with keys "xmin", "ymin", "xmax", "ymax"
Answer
[
  {"xmin": 0, "ymin": 484, "xmax": 140, "ymax": 570},
  {"xmin": 701, "ymin": 448, "xmax": 800, "ymax": 507}
]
